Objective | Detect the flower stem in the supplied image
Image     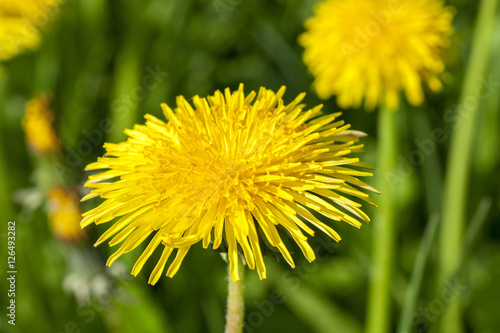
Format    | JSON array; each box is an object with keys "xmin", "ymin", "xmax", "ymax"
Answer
[
  {"xmin": 439, "ymin": 1, "xmax": 498, "ymax": 332},
  {"xmin": 225, "ymin": 260, "xmax": 245, "ymax": 333},
  {"xmin": 366, "ymin": 104, "xmax": 398, "ymax": 333},
  {"xmin": 397, "ymin": 214, "xmax": 439, "ymax": 333}
]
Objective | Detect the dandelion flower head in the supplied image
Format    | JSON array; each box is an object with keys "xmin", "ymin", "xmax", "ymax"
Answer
[
  {"xmin": 82, "ymin": 85, "xmax": 377, "ymax": 284},
  {"xmin": 48, "ymin": 186, "xmax": 87, "ymax": 243},
  {"xmin": 299, "ymin": 0, "xmax": 454, "ymax": 110},
  {"xmin": 0, "ymin": 0, "xmax": 61, "ymax": 60},
  {"xmin": 22, "ymin": 96, "xmax": 60, "ymax": 154}
]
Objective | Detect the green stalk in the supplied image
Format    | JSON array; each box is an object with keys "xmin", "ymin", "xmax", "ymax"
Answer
[
  {"xmin": 225, "ymin": 260, "xmax": 245, "ymax": 333},
  {"xmin": 108, "ymin": 40, "xmax": 142, "ymax": 143},
  {"xmin": 412, "ymin": 108, "xmax": 443, "ymax": 214},
  {"xmin": 439, "ymin": 1, "xmax": 498, "ymax": 332},
  {"xmin": 397, "ymin": 215, "xmax": 439, "ymax": 333},
  {"xmin": 108, "ymin": 0, "xmax": 143, "ymax": 143},
  {"xmin": 366, "ymin": 105, "xmax": 398, "ymax": 333}
]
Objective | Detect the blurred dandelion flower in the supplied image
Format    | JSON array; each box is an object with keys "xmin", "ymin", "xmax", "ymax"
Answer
[
  {"xmin": 22, "ymin": 96, "xmax": 59, "ymax": 153},
  {"xmin": 48, "ymin": 186, "xmax": 87, "ymax": 243},
  {"xmin": 299, "ymin": 0, "xmax": 454, "ymax": 110},
  {"xmin": 82, "ymin": 85, "xmax": 377, "ymax": 284},
  {"xmin": 0, "ymin": 0, "xmax": 61, "ymax": 60}
]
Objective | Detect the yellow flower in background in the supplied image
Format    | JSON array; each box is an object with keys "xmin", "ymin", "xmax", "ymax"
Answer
[
  {"xmin": 82, "ymin": 84, "xmax": 377, "ymax": 284},
  {"xmin": 22, "ymin": 96, "xmax": 60, "ymax": 153},
  {"xmin": 0, "ymin": 0, "xmax": 60, "ymax": 15},
  {"xmin": 0, "ymin": 18, "xmax": 39, "ymax": 60},
  {"xmin": 0, "ymin": 0, "xmax": 61, "ymax": 60},
  {"xmin": 299, "ymin": 0, "xmax": 454, "ymax": 110},
  {"xmin": 48, "ymin": 186, "xmax": 87, "ymax": 243}
]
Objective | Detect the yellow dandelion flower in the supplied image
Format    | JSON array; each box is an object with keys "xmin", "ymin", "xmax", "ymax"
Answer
[
  {"xmin": 0, "ymin": 0, "xmax": 61, "ymax": 60},
  {"xmin": 299, "ymin": 0, "xmax": 454, "ymax": 110},
  {"xmin": 22, "ymin": 96, "xmax": 59, "ymax": 154},
  {"xmin": 0, "ymin": 18, "xmax": 39, "ymax": 60},
  {"xmin": 48, "ymin": 186, "xmax": 87, "ymax": 243},
  {"xmin": 82, "ymin": 84, "xmax": 377, "ymax": 284}
]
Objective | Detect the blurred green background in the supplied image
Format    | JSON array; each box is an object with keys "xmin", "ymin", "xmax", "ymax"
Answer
[{"xmin": 1, "ymin": 0, "xmax": 499, "ymax": 332}]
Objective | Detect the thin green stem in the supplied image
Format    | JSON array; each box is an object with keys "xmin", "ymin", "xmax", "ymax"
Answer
[
  {"xmin": 225, "ymin": 260, "xmax": 245, "ymax": 333},
  {"xmin": 412, "ymin": 108, "xmax": 443, "ymax": 215},
  {"xmin": 439, "ymin": 1, "xmax": 498, "ymax": 332},
  {"xmin": 397, "ymin": 215, "xmax": 440, "ymax": 333},
  {"xmin": 108, "ymin": 0, "xmax": 143, "ymax": 143},
  {"xmin": 366, "ymin": 104, "xmax": 398, "ymax": 333},
  {"xmin": 108, "ymin": 40, "xmax": 142, "ymax": 143}
]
